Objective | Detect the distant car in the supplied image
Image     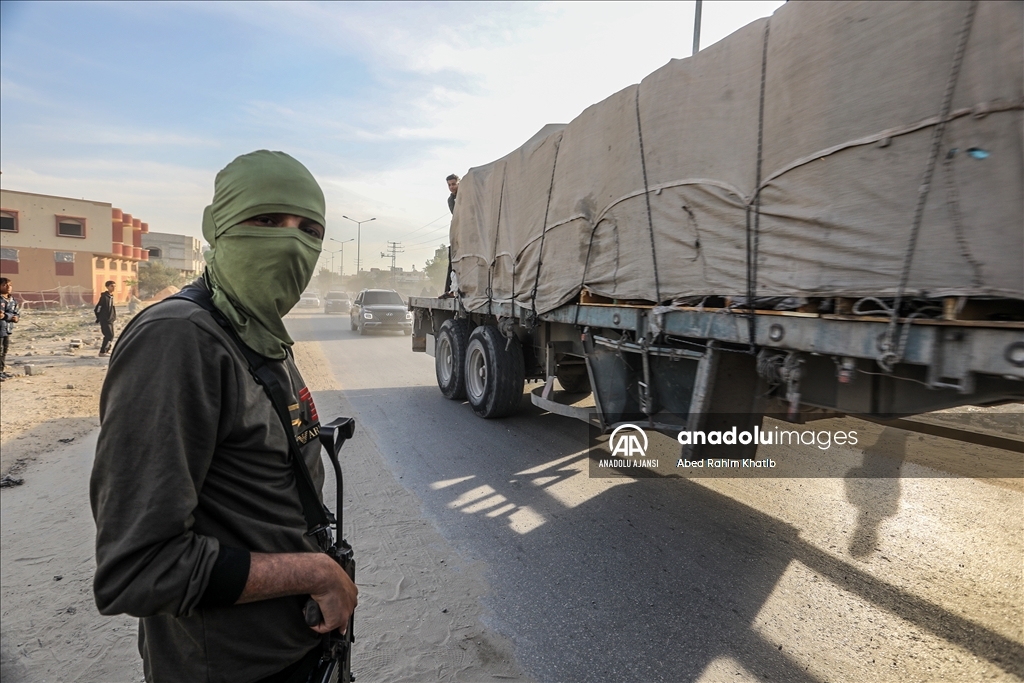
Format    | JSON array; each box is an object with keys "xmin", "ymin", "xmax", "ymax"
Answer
[
  {"xmin": 350, "ymin": 289, "xmax": 412, "ymax": 335},
  {"xmin": 297, "ymin": 293, "xmax": 320, "ymax": 309},
  {"xmin": 324, "ymin": 291, "xmax": 351, "ymax": 314}
]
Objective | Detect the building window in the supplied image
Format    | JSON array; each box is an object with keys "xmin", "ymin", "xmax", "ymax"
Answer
[
  {"xmin": 56, "ymin": 216, "xmax": 86, "ymax": 238},
  {"xmin": 121, "ymin": 261, "xmax": 128, "ymax": 271},
  {"xmin": 0, "ymin": 210, "xmax": 18, "ymax": 233},
  {"xmin": 96, "ymin": 258, "xmax": 106, "ymax": 269},
  {"xmin": 0, "ymin": 247, "xmax": 19, "ymax": 274},
  {"xmin": 55, "ymin": 251, "xmax": 75, "ymax": 276},
  {"xmin": 147, "ymin": 247, "xmax": 162, "ymax": 258}
]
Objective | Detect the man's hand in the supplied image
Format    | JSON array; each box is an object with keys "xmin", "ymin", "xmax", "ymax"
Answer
[
  {"xmin": 308, "ymin": 557, "xmax": 357, "ymax": 634},
  {"xmin": 237, "ymin": 552, "xmax": 357, "ymax": 633}
]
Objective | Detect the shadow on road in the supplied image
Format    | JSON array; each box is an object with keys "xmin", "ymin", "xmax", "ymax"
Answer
[
  {"xmin": 314, "ymin": 384, "xmax": 1023, "ymax": 682},
  {"xmin": 0, "ymin": 636, "xmax": 30, "ymax": 683},
  {"xmin": 844, "ymin": 427, "xmax": 907, "ymax": 558}
]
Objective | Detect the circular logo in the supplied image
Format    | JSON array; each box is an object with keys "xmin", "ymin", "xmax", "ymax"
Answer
[{"xmin": 609, "ymin": 423, "xmax": 649, "ymax": 458}]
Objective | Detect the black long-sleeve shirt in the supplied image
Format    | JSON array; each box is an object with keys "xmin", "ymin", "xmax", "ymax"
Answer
[
  {"xmin": 90, "ymin": 289, "xmax": 325, "ymax": 682},
  {"xmin": 94, "ymin": 291, "xmax": 117, "ymax": 323}
]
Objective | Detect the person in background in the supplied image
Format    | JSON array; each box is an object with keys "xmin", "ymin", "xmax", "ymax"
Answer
[
  {"xmin": 128, "ymin": 293, "xmax": 142, "ymax": 316},
  {"xmin": 94, "ymin": 281, "xmax": 117, "ymax": 357},
  {"xmin": 0, "ymin": 277, "xmax": 20, "ymax": 380},
  {"xmin": 446, "ymin": 173, "xmax": 459, "ymax": 214},
  {"xmin": 443, "ymin": 174, "xmax": 460, "ymax": 297}
]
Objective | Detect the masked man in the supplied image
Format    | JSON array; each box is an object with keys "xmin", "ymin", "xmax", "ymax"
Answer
[{"xmin": 91, "ymin": 151, "xmax": 357, "ymax": 683}]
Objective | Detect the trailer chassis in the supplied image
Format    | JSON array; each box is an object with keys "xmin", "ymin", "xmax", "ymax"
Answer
[{"xmin": 410, "ymin": 296, "xmax": 1024, "ymax": 459}]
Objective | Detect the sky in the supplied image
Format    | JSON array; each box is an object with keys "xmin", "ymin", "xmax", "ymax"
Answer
[{"xmin": 0, "ymin": 0, "xmax": 784, "ymax": 274}]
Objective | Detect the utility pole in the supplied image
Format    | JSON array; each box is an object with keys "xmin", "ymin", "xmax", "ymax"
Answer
[
  {"xmin": 692, "ymin": 0, "xmax": 702, "ymax": 56},
  {"xmin": 381, "ymin": 241, "xmax": 404, "ymax": 288}
]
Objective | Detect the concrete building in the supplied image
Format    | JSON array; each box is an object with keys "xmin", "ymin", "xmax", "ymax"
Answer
[
  {"xmin": 0, "ymin": 189, "xmax": 150, "ymax": 305},
  {"xmin": 142, "ymin": 232, "xmax": 204, "ymax": 277}
]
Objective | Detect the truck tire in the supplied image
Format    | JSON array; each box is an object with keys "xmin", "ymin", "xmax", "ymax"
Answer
[
  {"xmin": 436, "ymin": 318, "xmax": 471, "ymax": 400},
  {"xmin": 556, "ymin": 363, "xmax": 591, "ymax": 393},
  {"xmin": 465, "ymin": 325, "xmax": 525, "ymax": 418}
]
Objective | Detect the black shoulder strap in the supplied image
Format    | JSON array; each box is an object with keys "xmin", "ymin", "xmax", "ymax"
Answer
[{"xmin": 171, "ymin": 287, "xmax": 333, "ymax": 549}]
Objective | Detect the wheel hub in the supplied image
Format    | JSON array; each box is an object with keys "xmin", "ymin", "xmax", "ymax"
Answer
[
  {"xmin": 466, "ymin": 346, "xmax": 487, "ymax": 401},
  {"xmin": 438, "ymin": 338, "xmax": 453, "ymax": 383}
]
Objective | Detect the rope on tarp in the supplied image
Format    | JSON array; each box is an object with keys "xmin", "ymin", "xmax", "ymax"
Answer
[
  {"xmin": 878, "ymin": 0, "xmax": 977, "ymax": 372},
  {"xmin": 634, "ymin": 86, "xmax": 662, "ymax": 307},
  {"xmin": 573, "ymin": 221, "xmax": 602, "ymax": 327},
  {"xmin": 943, "ymin": 148, "xmax": 984, "ymax": 288},
  {"xmin": 527, "ymin": 134, "xmax": 563, "ymax": 328},
  {"xmin": 854, "ymin": 297, "xmax": 943, "ymax": 367},
  {"xmin": 487, "ymin": 168, "xmax": 507, "ymax": 318},
  {"xmin": 744, "ymin": 18, "xmax": 771, "ymax": 353}
]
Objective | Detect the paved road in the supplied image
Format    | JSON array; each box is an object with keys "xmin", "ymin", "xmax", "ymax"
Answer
[{"xmin": 289, "ymin": 311, "xmax": 1023, "ymax": 683}]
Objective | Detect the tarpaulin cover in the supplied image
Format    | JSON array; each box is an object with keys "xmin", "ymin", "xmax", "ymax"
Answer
[{"xmin": 450, "ymin": 0, "xmax": 1023, "ymax": 315}]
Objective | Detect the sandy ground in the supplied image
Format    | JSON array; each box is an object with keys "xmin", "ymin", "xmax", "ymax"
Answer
[
  {"xmin": 1, "ymin": 308, "xmax": 114, "ymax": 481},
  {"xmin": 0, "ymin": 309, "xmax": 524, "ymax": 682}
]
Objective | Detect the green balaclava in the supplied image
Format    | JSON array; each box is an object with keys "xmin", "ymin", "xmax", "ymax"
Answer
[{"xmin": 202, "ymin": 150, "xmax": 325, "ymax": 359}]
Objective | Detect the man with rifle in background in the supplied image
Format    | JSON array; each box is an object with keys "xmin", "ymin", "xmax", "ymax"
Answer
[
  {"xmin": 91, "ymin": 150, "xmax": 358, "ymax": 683},
  {"xmin": 0, "ymin": 277, "xmax": 20, "ymax": 380}
]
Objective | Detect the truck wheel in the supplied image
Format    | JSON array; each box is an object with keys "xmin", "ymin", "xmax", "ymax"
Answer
[
  {"xmin": 556, "ymin": 363, "xmax": 591, "ymax": 393},
  {"xmin": 465, "ymin": 325, "xmax": 524, "ymax": 418},
  {"xmin": 436, "ymin": 319, "xmax": 470, "ymax": 400}
]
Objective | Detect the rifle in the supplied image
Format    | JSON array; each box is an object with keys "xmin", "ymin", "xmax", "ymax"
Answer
[{"xmin": 305, "ymin": 416, "xmax": 357, "ymax": 683}]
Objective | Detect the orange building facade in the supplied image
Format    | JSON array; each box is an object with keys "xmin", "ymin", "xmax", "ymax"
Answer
[{"xmin": 0, "ymin": 190, "xmax": 150, "ymax": 305}]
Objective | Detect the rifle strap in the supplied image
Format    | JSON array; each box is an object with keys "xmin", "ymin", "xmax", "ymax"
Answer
[{"xmin": 170, "ymin": 285, "xmax": 333, "ymax": 550}]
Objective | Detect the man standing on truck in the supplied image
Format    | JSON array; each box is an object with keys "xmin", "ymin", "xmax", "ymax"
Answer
[
  {"xmin": 446, "ymin": 173, "xmax": 459, "ymax": 214},
  {"xmin": 442, "ymin": 174, "xmax": 460, "ymax": 297},
  {"xmin": 91, "ymin": 150, "xmax": 357, "ymax": 683}
]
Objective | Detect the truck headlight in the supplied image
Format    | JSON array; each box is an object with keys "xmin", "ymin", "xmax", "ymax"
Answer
[{"xmin": 363, "ymin": 312, "xmax": 373, "ymax": 319}]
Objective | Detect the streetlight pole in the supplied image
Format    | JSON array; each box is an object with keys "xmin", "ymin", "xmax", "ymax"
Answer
[
  {"xmin": 341, "ymin": 216, "xmax": 375, "ymax": 274},
  {"xmin": 330, "ymin": 238, "xmax": 354, "ymax": 283}
]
